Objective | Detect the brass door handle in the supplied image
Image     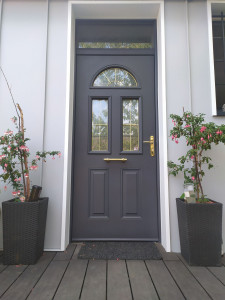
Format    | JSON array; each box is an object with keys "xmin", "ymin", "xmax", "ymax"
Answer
[
  {"xmin": 143, "ymin": 136, "xmax": 155, "ymax": 156},
  {"xmin": 104, "ymin": 158, "xmax": 127, "ymax": 162}
]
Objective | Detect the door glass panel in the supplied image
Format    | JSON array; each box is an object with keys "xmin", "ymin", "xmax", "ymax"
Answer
[
  {"xmin": 79, "ymin": 42, "xmax": 152, "ymax": 49},
  {"xmin": 93, "ymin": 68, "xmax": 138, "ymax": 87},
  {"xmin": 92, "ymin": 99, "xmax": 108, "ymax": 151},
  {"xmin": 122, "ymin": 99, "xmax": 139, "ymax": 151}
]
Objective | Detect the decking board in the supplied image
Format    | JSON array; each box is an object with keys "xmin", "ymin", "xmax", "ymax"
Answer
[
  {"xmin": 155, "ymin": 243, "xmax": 180, "ymax": 261},
  {"xmin": 0, "ymin": 244, "xmax": 225, "ymax": 300},
  {"xmin": 26, "ymin": 260, "xmax": 69, "ymax": 300},
  {"xmin": 80, "ymin": 260, "xmax": 106, "ymax": 300},
  {"xmin": 107, "ymin": 260, "xmax": 132, "ymax": 300},
  {"xmin": 53, "ymin": 259, "xmax": 88, "ymax": 300},
  {"xmin": 165, "ymin": 260, "xmax": 211, "ymax": 300},
  {"xmin": 127, "ymin": 260, "xmax": 158, "ymax": 300},
  {"xmin": 179, "ymin": 254, "xmax": 225, "ymax": 299},
  {"xmin": 0, "ymin": 265, "xmax": 27, "ymax": 297},
  {"xmin": 53, "ymin": 244, "xmax": 76, "ymax": 261},
  {"xmin": 208, "ymin": 266, "xmax": 225, "ymax": 285},
  {"xmin": 146, "ymin": 260, "xmax": 185, "ymax": 300},
  {"xmin": 1, "ymin": 252, "xmax": 55, "ymax": 300}
]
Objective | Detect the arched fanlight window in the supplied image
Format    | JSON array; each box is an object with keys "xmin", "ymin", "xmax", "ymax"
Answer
[{"xmin": 93, "ymin": 67, "xmax": 138, "ymax": 87}]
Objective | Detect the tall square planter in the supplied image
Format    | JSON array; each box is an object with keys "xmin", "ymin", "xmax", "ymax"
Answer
[
  {"xmin": 176, "ymin": 198, "xmax": 222, "ymax": 266},
  {"xmin": 2, "ymin": 197, "xmax": 48, "ymax": 265}
]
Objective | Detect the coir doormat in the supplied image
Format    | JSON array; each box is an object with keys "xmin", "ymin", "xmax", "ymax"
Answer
[{"xmin": 78, "ymin": 242, "xmax": 162, "ymax": 260}]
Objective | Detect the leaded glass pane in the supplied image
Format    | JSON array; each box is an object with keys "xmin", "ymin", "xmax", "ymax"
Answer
[
  {"xmin": 123, "ymin": 99, "xmax": 139, "ymax": 151},
  {"xmin": 93, "ymin": 68, "xmax": 137, "ymax": 87},
  {"xmin": 92, "ymin": 100, "xmax": 108, "ymax": 151}
]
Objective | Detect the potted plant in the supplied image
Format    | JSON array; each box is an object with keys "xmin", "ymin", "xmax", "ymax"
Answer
[
  {"xmin": 168, "ymin": 111, "xmax": 225, "ymax": 266},
  {"xmin": 0, "ymin": 68, "xmax": 60, "ymax": 265}
]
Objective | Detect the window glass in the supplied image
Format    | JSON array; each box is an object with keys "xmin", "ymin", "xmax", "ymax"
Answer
[
  {"xmin": 93, "ymin": 68, "xmax": 137, "ymax": 87},
  {"xmin": 122, "ymin": 99, "xmax": 139, "ymax": 151},
  {"xmin": 78, "ymin": 42, "xmax": 152, "ymax": 49},
  {"xmin": 212, "ymin": 18, "xmax": 225, "ymax": 115},
  {"xmin": 76, "ymin": 20, "xmax": 155, "ymax": 48},
  {"xmin": 92, "ymin": 99, "xmax": 108, "ymax": 151}
]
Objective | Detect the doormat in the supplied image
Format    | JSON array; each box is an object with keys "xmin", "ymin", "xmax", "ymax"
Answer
[{"xmin": 78, "ymin": 242, "xmax": 162, "ymax": 260}]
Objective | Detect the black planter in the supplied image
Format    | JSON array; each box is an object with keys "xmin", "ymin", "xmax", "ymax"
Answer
[
  {"xmin": 2, "ymin": 197, "xmax": 48, "ymax": 265},
  {"xmin": 176, "ymin": 198, "xmax": 223, "ymax": 266}
]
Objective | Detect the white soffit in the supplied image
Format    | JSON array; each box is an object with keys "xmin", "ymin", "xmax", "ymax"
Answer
[{"xmin": 72, "ymin": 2, "xmax": 160, "ymax": 19}]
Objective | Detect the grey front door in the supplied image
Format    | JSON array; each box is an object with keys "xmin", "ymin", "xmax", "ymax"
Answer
[{"xmin": 72, "ymin": 54, "xmax": 159, "ymax": 241}]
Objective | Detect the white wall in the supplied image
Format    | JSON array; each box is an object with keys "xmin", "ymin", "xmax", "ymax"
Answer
[
  {"xmin": 0, "ymin": 0, "xmax": 68, "ymax": 250},
  {"xmin": 164, "ymin": 0, "xmax": 192, "ymax": 252},
  {"xmin": 165, "ymin": 0, "xmax": 225, "ymax": 252},
  {"xmin": 188, "ymin": 0, "xmax": 225, "ymax": 250}
]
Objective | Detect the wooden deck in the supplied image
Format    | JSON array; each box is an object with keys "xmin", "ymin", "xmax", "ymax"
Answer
[{"xmin": 0, "ymin": 243, "xmax": 225, "ymax": 300}]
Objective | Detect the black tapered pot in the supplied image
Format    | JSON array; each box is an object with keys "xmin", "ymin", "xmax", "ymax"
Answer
[
  {"xmin": 2, "ymin": 197, "xmax": 48, "ymax": 265},
  {"xmin": 176, "ymin": 198, "xmax": 223, "ymax": 266}
]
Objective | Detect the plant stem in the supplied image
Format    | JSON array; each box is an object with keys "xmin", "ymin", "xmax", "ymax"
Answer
[
  {"xmin": 17, "ymin": 104, "xmax": 30, "ymax": 200},
  {"xmin": 0, "ymin": 67, "xmax": 21, "ymax": 129},
  {"xmin": 194, "ymin": 155, "xmax": 200, "ymax": 199},
  {"xmin": 19, "ymin": 149, "xmax": 26, "ymax": 198}
]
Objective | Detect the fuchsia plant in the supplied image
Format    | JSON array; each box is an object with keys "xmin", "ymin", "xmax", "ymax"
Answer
[
  {"xmin": 168, "ymin": 111, "xmax": 225, "ymax": 202},
  {"xmin": 0, "ymin": 67, "xmax": 60, "ymax": 202}
]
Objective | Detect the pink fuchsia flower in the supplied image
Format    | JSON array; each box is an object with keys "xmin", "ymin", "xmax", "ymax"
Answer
[
  {"xmin": 171, "ymin": 135, "xmax": 175, "ymax": 140},
  {"xmin": 175, "ymin": 135, "xmax": 177, "ymax": 138},
  {"xmin": 19, "ymin": 196, "xmax": 25, "ymax": 202},
  {"xmin": 58, "ymin": 152, "xmax": 61, "ymax": 158},
  {"xmin": 19, "ymin": 145, "xmax": 29, "ymax": 152},
  {"xmin": 208, "ymin": 134, "xmax": 212, "ymax": 140},
  {"xmin": 4, "ymin": 186, "xmax": 7, "ymax": 191},
  {"xmin": 7, "ymin": 146, "xmax": 11, "ymax": 151},
  {"xmin": 36, "ymin": 155, "xmax": 40, "ymax": 159},
  {"xmin": 172, "ymin": 120, "xmax": 177, "ymax": 126},
  {"xmin": 30, "ymin": 165, "xmax": 38, "ymax": 170},
  {"xmin": 200, "ymin": 126, "xmax": 207, "ymax": 133},
  {"xmin": 14, "ymin": 177, "xmax": 21, "ymax": 182},
  {"xmin": 52, "ymin": 156, "xmax": 55, "ymax": 160},
  {"xmin": 24, "ymin": 173, "xmax": 29, "ymax": 178},
  {"xmin": 17, "ymin": 191, "xmax": 21, "ymax": 195},
  {"xmin": 4, "ymin": 130, "xmax": 13, "ymax": 136},
  {"xmin": 0, "ymin": 154, "xmax": 6, "ymax": 160},
  {"xmin": 10, "ymin": 117, "xmax": 16, "ymax": 123},
  {"xmin": 175, "ymin": 140, "xmax": 179, "ymax": 144},
  {"xmin": 186, "ymin": 115, "xmax": 189, "ymax": 118},
  {"xmin": 12, "ymin": 191, "xmax": 18, "ymax": 196},
  {"xmin": 216, "ymin": 130, "xmax": 223, "ymax": 135},
  {"xmin": 4, "ymin": 164, "xmax": 8, "ymax": 168},
  {"xmin": 191, "ymin": 176, "xmax": 195, "ymax": 181},
  {"xmin": 184, "ymin": 124, "xmax": 191, "ymax": 128},
  {"xmin": 191, "ymin": 155, "xmax": 194, "ymax": 160}
]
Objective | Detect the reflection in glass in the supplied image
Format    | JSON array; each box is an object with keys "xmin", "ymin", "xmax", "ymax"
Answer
[
  {"xmin": 93, "ymin": 68, "xmax": 137, "ymax": 87},
  {"xmin": 123, "ymin": 99, "xmax": 139, "ymax": 151},
  {"xmin": 79, "ymin": 42, "xmax": 152, "ymax": 49},
  {"xmin": 92, "ymin": 99, "xmax": 108, "ymax": 151}
]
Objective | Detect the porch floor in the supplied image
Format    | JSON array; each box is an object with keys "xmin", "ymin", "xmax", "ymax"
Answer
[{"xmin": 0, "ymin": 243, "xmax": 225, "ymax": 299}]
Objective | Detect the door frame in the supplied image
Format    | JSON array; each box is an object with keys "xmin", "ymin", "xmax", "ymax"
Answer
[{"xmin": 61, "ymin": 0, "xmax": 171, "ymax": 251}]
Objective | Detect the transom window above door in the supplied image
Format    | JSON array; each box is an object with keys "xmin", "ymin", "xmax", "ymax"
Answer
[
  {"xmin": 76, "ymin": 20, "xmax": 155, "ymax": 49},
  {"xmin": 93, "ymin": 67, "xmax": 138, "ymax": 87}
]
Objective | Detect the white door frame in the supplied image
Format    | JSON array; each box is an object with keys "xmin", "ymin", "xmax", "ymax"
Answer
[{"xmin": 61, "ymin": 0, "xmax": 171, "ymax": 251}]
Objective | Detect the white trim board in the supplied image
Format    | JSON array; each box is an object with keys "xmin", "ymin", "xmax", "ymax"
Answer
[{"xmin": 61, "ymin": 0, "xmax": 171, "ymax": 252}]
